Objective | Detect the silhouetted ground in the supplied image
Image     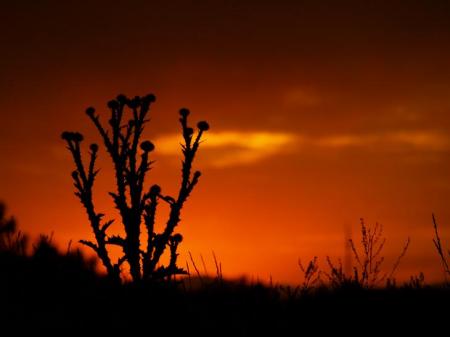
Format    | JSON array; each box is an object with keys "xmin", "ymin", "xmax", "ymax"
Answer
[
  {"xmin": 1, "ymin": 243, "xmax": 449, "ymax": 337},
  {"xmin": 0, "ymin": 205, "xmax": 446, "ymax": 336}
]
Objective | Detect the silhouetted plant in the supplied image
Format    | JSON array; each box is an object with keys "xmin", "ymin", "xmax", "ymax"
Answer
[
  {"xmin": 32, "ymin": 234, "xmax": 58, "ymax": 261},
  {"xmin": 182, "ymin": 251, "xmax": 226, "ymax": 291},
  {"xmin": 298, "ymin": 256, "xmax": 321, "ymax": 292},
  {"xmin": 431, "ymin": 214, "xmax": 450, "ymax": 282},
  {"xmin": 212, "ymin": 251, "xmax": 223, "ymax": 284},
  {"xmin": 187, "ymin": 251, "xmax": 203, "ymax": 283},
  {"xmin": 324, "ymin": 257, "xmax": 357, "ymax": 288},
  {"xmin": 0, "ymin": 202, "xmax": 28, "ymax": 255},
  {"xmin": 325, "ymin": 219, "xmax": 410, "ymax": 288},
  {"xmin": 405, "ymin": 272, "xmax": 425, "ymax": 289},
  {"xmin": 62, "ymin": 94, "xmax": 209, "ymax": 282}
]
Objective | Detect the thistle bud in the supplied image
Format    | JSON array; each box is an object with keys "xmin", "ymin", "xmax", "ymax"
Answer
[
  {"xmin": 140, "ymin": 141, "xmax": 155, "ymax": 152},
  {"xmin": 179, "ymin": 108, "xmax": 190, "ymax": 118},
  {"xmin": 61, "ymin": 131, "xmax": 72, "ymax": 141},
  {"xmin": 72, "ymin": 132, "xmax": 84, "ymax": 142},
  {"xmin": 116, "ymin": 94, "xmax": 128, "ymax": 105},
  {"xmin": 71, "ymin": 171, "xmax": 79, "ymax": 180},
  {"xmin": 127, "ymin": 96, "xmax": 141, "ymax": 109},
  {"xmin": 197, "ymin": 121, "xmax": 210, "ymax": 131},
  {"xmin": 142, "ymin": 94, "xmax": 156, "ymax": 104},
  {"xmin": 149, "ymin": 184, "xmax": 161, "ymax": 196},
  {"xmin": 107, "ymin": 100, "xmax": 119, "ymax": 110},
  {"xmin": 172, "ymin": 233, "xmax": 183, "ymax": 243},
  {"xmin": 90, "ymin": 144, "xmax": 99, "ymax": 152},
  {"xmin": 86, "ymin": 107, "xmax": 95, "ymax": 117}
]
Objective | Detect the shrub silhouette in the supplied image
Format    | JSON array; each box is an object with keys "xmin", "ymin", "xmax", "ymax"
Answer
[
  {"xmin": 325, "ymin": 219, "xmax": 410, "ymax": 288},
  {"xmin": 62, "ymin": 94, "xmax": 209, "ymax": 282},
  {"xmin": 0, "ymin": 201, "xmax": 99, "ymax": 291},
  {"xmin": 0, "ymin": 202, "xmax": 27, "ymax": 255}
]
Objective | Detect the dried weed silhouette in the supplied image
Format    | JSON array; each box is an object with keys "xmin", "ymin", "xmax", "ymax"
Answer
[
  {"xmin": 298, "ymin": 256, "xmax": 321, "ymax": 292},
  {"xmin": 325, "ymin": 219, "xmax": 410, "ymax": 288},
  {"xmin": 432, "ymin": 214, "xmax": 450, "ymax": 281},
  {"xmin": 62, "ymin": 94, "xmax": 209, "ymax": 282}
]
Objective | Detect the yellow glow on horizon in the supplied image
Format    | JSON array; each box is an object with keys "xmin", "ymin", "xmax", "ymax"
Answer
[
  {"xmin": 316, "ymin": 131, "xmax": 449, "ymax": 150},
  {"xmin": 155, "ymin": 131, "xmax": 298, "ymax": 167}
]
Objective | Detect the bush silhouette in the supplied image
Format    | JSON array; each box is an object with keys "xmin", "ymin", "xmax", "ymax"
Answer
[
  {"xmin": 0, "ymin": 202, "xmax": 27, "ymax": 255},
  {"xmin": 62, "ymin": 94, "xmax": 209, "ymax": 283},
  {"xmin": 0, "ymin": 201, "xmax": 99, "ymax": 291},
  {"xmin": 325, "ymin": 219, "xmax": 410, "ymax": 288}
]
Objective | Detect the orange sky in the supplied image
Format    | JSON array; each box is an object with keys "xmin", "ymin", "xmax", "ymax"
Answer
[{"xmin": 1, "ymin": 0, "xmax": 450, "ymax": 284}]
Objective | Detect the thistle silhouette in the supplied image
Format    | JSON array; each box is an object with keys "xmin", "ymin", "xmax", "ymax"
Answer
[{"xmin": 62, "ymin": 94, "xmax": 209, "ymax": 282}]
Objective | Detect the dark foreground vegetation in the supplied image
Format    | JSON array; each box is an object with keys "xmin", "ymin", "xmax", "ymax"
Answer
[
  {"xmin": 2, "ymin": 250, "xmax": 449, "ymax": 336},
  {"xmin": 1, "ymin": 204, "xmax": 450, "ymax": 336}
]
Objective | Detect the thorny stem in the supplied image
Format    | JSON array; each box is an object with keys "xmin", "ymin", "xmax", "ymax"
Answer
[
  {"xmin": 62, "ymin": 134, "xmax": 119, "ymax": 282},
  {"xmin": 146, "ymin": 112, "xmax": 205, "ymax": 278}
]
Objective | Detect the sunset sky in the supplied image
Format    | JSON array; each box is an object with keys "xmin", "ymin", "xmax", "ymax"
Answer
[{"xmin": 1, "ymin": 0, "xmax": 450, "ymax": 283}]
